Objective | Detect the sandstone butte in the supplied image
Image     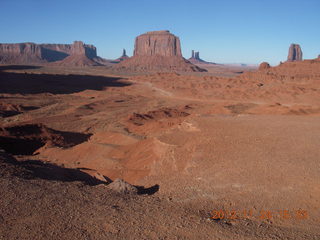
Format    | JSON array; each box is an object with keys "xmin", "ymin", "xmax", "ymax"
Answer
[
  {"xmin": 0, "ymin": 41, "xmax": 106, "ymax": 66},
  {"xmin": 287, "ymin": 43, "xmax": 303, "ymax": 62},
  {"xmin": 112, "ymin": 30, "xmax": 206, "ymax": 72},
  {"xmin": 111, "ymin": 49, "xmax": 129, "ymax": 63},
  {"xmin": 188, "ymin": 50, "xmax": 208, "ymax": 64}
]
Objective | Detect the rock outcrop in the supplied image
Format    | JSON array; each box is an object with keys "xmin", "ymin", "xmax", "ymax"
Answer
[
  {"xmin": 188, "ymin": 50, "xmax": 213, "ymax": 64},
  {"xmin": 259, "ymin": 62, "xmax": 271, "ymax": 70},
  {"xmin": 112, "ymin": 49, "xmax": 129, "ymax": 63},
  {"xmin": 0, "ymin": 41, "xmax": 105, "ymax": 66},
  {"xmin": 287, "ymin": 44, "xmax": 303, "ymax": 62},
  {"xmin": 0, "ymin": 43, "xmax": 44, "ymax": 64},
  {"xmin": 52, "ymin": 41, "xmax": 102, "ymax": 66},
  {"xmin": 107, "ymin": 178, "xmax": 138, "ymax": 194},
  {"xmin": 113, "ymin": 30, "xmax": 206, "ymax": 72},
  {"xmin": 133, "ymin": 30, "xmax": 182, "ymax": 57}
]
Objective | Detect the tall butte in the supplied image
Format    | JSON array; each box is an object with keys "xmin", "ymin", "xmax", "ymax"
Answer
[
  {"xmin": 287, "ymin": 43, "xmax": 303, "ymax": 62},
  {"xmin": 113, "ymin": 30, "xmax": 206, "ymax": 72}
]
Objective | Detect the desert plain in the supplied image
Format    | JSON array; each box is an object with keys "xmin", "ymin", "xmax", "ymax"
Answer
[
  {"xmin": 0, "ymin": 56, "xmax": 320, "ymax": 239},
  {"xmin": 0, "ymin": 29, "xmax": 320, "ymax": 240}
]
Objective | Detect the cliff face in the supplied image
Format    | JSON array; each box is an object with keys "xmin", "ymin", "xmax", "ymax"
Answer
[
  {"xmin": 71, "ymin": 41, "xmax": 97, "ymax": 58},
  {"xmin": 113, "ymin": 30, "xmax": 206, "ymax": 72},
  {"xmin": 0, "ymin": 43, "xmax": 44, "ymax": 64},
  {"xmin": 287, "ymin": 44, "xmax": 303, "ymax": 62},
  {"xmin": 133, "ymin": 30, "xmax": 182, "ymax": 57},
  {"xmin": 0, "ymin": 41, "xmax": 99, "ymax": 65}
]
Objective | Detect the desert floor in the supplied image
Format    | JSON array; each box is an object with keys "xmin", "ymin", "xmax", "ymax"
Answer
[{"xmin": 1, "ymin": 63, "xmax": 320, "ymax": 239}]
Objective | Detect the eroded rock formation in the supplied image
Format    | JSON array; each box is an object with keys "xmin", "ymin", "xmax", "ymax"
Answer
[
  {"xmin": 112, "ymin": 49, "xmax": 129, "ymax": 63},
  {"xmin": 52, "ymin": 41, "xmax": 103, "ymax": 66},
  {"xmin": 0, "ymin": 41, "xmax": 104, "ymax": 66},
  {"xmin": 259, "ymin": 62, "xmax": 271, "ymax": 70},
  {"xmin": 287, "ymin": 44, "xmax": 303, "ymax": 62},
  {"xmin": 113, "ymin": 30, "xmax": 206, "ymax": 72},
  {"xmin": 188, "ymin": 50, "xmax": 211, "ymax": 64},
  {"xmin": 133, "ymin": 30, "xmax": 182, "ymax": 57},
  {"xmin": 0, "ymin": 43, "xmax": 44, "ymax": 64}
]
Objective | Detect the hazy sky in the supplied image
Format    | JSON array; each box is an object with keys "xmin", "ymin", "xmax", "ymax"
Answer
[{"xmin": 1, "ymin": 0, "xmax": 319, "ymax": 65}]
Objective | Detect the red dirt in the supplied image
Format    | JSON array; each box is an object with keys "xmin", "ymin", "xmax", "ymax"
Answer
[{"xmin": 1, "ymin": 60, "xmax": 320, "ymax": 239}]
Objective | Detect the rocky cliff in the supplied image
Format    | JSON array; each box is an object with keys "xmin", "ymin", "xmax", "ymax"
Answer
[
  {"xmin": 287, "ymin": 44, "xmax": 303, "ymax": 62},
  {"xmin": 113, "ymin": 30, "xmax": 206, "ymax": 72},
  {"xmin": 51, "ymin": 41, "xmax": 102, "ymax": 66},
  {"xmin": 0, "ymin": 41, "xmax": 101, "ymax": 65},
  {"xmin": 0, "ymin": 43, "xmax": 44, "ymax": 64},
  {"xmin": 133, "ymin": 30, "xmax": 182, "ymax": 57}
]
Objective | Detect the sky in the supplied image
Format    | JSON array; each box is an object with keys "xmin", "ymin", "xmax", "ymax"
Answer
[{"xmin": 1, "ymin": 0, "xmax": 319, "ymax": 65}]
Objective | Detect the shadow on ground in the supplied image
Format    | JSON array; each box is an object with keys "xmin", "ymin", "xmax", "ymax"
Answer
[
  {"xmin": 0, "ymin": 150, "xmax": 105, "ymax": 185},
  {"xmin": 0, "ymin": 150, "xmax": 160, "ymax": 194},
  {"xmin": 0, "ymin": 65, "xmax": 42, "ymax": 71},
  {"xmin": 0, "ymin": 65, "xmax": 131, "ymax": 94}
]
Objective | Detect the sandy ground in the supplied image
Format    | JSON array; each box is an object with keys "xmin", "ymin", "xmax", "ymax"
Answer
[{"xmin": 0, "ymin": 61, "xmax": 320, "ymax": 239}]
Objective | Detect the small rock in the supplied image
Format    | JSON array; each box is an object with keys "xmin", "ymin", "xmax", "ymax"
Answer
[
  {"xmin": 107, "ymin": 178, "xmax": 138, "ymax": 194},
  {"xmin": 259, "ymin": 62, "xmax": 271, "ymax": 70}
]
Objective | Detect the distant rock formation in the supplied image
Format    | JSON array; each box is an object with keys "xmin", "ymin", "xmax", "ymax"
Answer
[
  {"xmin": 0, "ymin": 43, "xmax": 44, "ymax": 64},
  {"xmin": 52, "ymin": 41, "xmax": 103, "ymax": 66},
  {"xmin": 113, "ymin": 30, "xmax": 206, "ymax": 72},
  {"xmin": 287, "ymin": 44, "xmax": 303, "ymax": 62},
  {"xmin": 188, "ymin": 50, "xmax": 206, "ymax": 64},
  {"xmin": 112, "ymin": 49, "xmax": 130, "ymax": 63},
  {"xmin": 259, "ymin": 62, "xmax": 271, "ymax": 70},
  {"xmin": 0, "ymin": 41, "xmax": 107, "ymax": 66},
  {"xmin": 188, "ymin": 50, "xmax": 214, "ymax": 64}
]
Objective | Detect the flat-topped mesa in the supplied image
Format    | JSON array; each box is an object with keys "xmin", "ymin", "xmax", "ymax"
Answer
[
  {"xmin": 134, "ymin": 30, "xmax": 182, "ymax": 57},
  {"xmin": 0, "ymin": 42, "xmax": 43, "ymax": 63},
  {"xmin": 287, "ymin": 43, "xmax": 303, "ymax": 62},
  {"xmin": 0, "ymin": 42, "xmax": 41, "ymax": 56},
  {"xmin": 145, "ymin": 30, "xmax": 170, "ymax": 34},
  {"xmin": 112, "ymin": 30, "xmax": 206, "ymax": 72},
  {"xmin": 0, "ymin": 41, "xmax": 99, "ymax": 64}
]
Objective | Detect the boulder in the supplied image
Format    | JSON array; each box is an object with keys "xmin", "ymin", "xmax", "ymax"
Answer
[
  {"xmin": 107, "ymin": 178, "xmax": 138, "ymax": 194},
  {"xmin": 259, "ymin": 62, "xmax": 271, "ymax": 70}
]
